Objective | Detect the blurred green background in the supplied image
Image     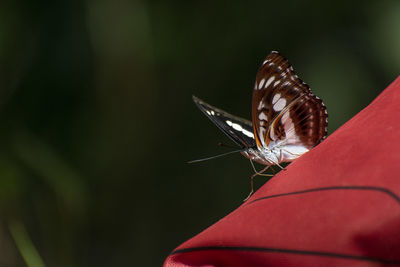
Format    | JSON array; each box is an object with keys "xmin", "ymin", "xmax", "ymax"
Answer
[{"xmin": 0, "ymin": 0, "xmax": 399, "ymax": 266}]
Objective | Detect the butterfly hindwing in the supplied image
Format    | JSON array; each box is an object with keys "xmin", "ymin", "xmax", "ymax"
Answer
[
  {"xmin": 193, "ymin": 96, "xmax": 256, "ymax": 148},
  {"xmin": 252, "ymin": 51, "xmax": 327, "ymax": 152}
]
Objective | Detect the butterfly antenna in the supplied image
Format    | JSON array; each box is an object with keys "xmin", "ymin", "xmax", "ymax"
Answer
[{"xmin": 188, "ymin": 149, "xmax": 246, "ymax": 164}]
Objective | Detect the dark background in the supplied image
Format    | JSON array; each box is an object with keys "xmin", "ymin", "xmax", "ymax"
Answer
[{"xmin": 0, "ymin": 1, "xmax": 399, "ymax": 266}]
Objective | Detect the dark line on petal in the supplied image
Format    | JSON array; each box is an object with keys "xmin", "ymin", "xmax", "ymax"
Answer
[
  {"xmin": 170, "ymin": 246, "xmax": 400, "ymax": 264},
  {"xmin": 248, "ymin": 186, "xmax": 400, "ymax": 205}
]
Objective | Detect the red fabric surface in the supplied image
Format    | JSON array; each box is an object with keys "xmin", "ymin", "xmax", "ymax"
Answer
[{"xmin": 165, "ymin": 76, "xmax": 400, "ymax": 267}]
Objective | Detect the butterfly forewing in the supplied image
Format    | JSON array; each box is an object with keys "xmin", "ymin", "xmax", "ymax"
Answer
[
  {"xmin": 193, "ymin": 96, "xmax": 256, "ymax": 148},
  {"xmin": 252, "ymin": 51, "xmax": 327, "ymax": 152}
]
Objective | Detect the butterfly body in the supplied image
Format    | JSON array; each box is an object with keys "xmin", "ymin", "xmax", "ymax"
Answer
[
  {"xmin": 240, "ymin": 147, "xmax": 280, "ymax": 166},
  {"xmin": 193, "ymin": 51, "xmax": 327, "ymax": 171},
  {"xmin": 240, "ymin": 141, "xmax": 308, "ymax": 166}
]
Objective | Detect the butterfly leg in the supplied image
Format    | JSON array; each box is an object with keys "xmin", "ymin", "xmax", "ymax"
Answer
[
  {"xmin": 244, "ymin": 161, "xmax": 273, "ymax": 202},
  {"xmin": 279, "ymin": 148, "xmax": 304, "ymax": 171},
  {"xmin": 249, "ymin": 159, "xmax": 274, "ymax": 177},
  {"xmin": 270, "ymin": 165, "xmax": 277, "ymax": 173},
  {"xmin": 277, "ymin": 151, "xmax": 288, "ymax": 170},
  {"xmin": 276, "ymin": 162, "xmax": 287, "ymax": 171}
]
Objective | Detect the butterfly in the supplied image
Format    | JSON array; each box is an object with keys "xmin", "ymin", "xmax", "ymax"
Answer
[{"xmin": 193, "ymin": 51, "xmax": 328, "ymax": 200}]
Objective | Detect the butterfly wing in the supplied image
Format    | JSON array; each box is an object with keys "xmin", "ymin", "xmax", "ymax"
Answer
[
  {"xmin": 252, "ymin": 51, "xmax": 328, "ymax": 158},
  {"xmin": 193, "ymin": 96, "xmax": 256, "ymax": 148}
]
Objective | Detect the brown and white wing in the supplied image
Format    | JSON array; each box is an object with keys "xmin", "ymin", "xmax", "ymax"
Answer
[{"xmin": 251, "ymin": 51, "xmax": 328, "ymax": 159}]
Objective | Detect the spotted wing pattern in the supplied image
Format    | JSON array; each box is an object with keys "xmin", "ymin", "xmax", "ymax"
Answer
[
  {"xmin": 193, "ymin": 96, "xmax": 256, "ymax": 149},
  {"xmin": 252, "ymin": 51, "xmax": 328, "ymax": 152}
]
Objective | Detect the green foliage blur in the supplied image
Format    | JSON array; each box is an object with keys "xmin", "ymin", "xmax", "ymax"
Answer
[{"xmin": 0, "ymin": 0, "xmax": 399, "ymax": 266}]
